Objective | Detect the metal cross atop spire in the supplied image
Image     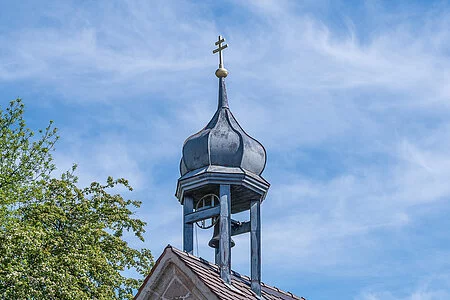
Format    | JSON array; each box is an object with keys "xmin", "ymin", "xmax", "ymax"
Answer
[
  {"xmin": 213, "ymin": 35, "xmax": 228, "ymax": 68},
  {"xmin": 213, "ymin": 35, "xmax": 229, "ymax": 78}
]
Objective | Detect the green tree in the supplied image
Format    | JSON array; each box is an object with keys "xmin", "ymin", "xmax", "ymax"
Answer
[{"xmin": 0, "ymin": 99, "xmax": 153, "ymax": 299}]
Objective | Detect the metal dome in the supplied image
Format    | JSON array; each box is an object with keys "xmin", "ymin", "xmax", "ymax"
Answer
[{"xmin": 180, "ymin": 77, "xmax": 266, "ymax": 176}]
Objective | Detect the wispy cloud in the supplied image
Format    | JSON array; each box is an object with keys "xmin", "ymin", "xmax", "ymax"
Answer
[
  {"xmin": 3, "ymin": 0, "xmax": 450, "ymax": 299},
  {"xmin": 357, "ymin": 274, "xmax": 450, "ymax": 300}
]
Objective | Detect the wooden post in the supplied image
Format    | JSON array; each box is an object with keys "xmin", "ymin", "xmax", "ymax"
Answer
[
  {"xmin": 215, "ymin": 247, "xmax": 220, "ymax": 265},
  {"xmin": 250, "ymin": 199, "xmax": 261, "ymax": 296},
  {"xmin": 183, "ymin": 196, "xmax": 194, "ymax": 254},
  {"xmin": 219, "ymin": 184, "xmax": 231, "ymax": 284},
  {"xmin": 213, "ymin": 222, "xmax": 221, "ymax": 265}
]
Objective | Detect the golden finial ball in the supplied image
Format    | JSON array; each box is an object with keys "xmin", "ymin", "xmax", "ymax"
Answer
[{"xmin": 215, "ymin": 67, "xmax": 228, "ymax": 78}]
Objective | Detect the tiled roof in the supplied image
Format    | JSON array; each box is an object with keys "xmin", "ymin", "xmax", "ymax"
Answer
[{"xmin": 168, "ymin": 245, "xmax": 305, "ymax": 300}]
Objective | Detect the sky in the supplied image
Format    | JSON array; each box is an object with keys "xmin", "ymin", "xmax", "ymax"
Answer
[{"xmin": 1, "ymin": 0, "xmax": 450, "ymax": 299}]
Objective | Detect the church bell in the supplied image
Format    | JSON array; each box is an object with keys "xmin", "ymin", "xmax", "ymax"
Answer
[{"xmin": 208, "ymin": 223, "xmax": 235, "ymax": 249}]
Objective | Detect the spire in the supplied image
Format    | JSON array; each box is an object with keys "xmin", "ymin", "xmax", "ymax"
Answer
[
  {"xmin": 218, "ymin": 78, "xmax": 228, "ymax": 109},
  {"xmin": 179, "ymin": 35, "xmax": 267, "ymax": 177},
  {"xmin": 178, "ymin": 35, "xmax": 269, "ymax": 297},
  {"xmin": 213, "ymin": 36, "xmax": 229, "ymax": 109}
]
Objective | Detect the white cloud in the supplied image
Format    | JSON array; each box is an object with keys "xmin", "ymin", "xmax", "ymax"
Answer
[
  {"xmin": 0, "ymin": 0, "xmax": 218, "ymax": 101},
  {"xmin": 3, "ymin": 0, "xmax": 450, "ymax": 298},
  {"xmin": 357, "ymin": 278, "xmax": 450, "ymax": 300}
]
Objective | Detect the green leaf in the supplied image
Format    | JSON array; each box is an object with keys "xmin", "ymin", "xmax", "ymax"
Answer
[{"xmin": 0, "ymin": 99, "xmax": 154, "ymax": 299}]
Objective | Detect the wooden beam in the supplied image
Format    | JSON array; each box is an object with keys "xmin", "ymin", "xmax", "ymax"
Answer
[
  {"xmin": 219, "ymin": 184, "xmax": 231, "ymax": 284},
  {"xmin": 231, "ymin": 221, "xmax": 250, "ymax": 236},
  {"xmin": 183, "ymin": 196, "xmax": 194, "ymax": 254},
  {"xmin": 250, "ymin": 200, "xmax": 261, "ymax": 297},
  {"xmin": 184, "ymin": 206, "xmax": 220, "ymax": 224}
]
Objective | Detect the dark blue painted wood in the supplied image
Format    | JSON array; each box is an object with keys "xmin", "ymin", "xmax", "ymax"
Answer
[
  {"xmin": 184, "ymin": 206, "xmax": 220, "ymax": 224},
  {"xmin": 219, "ymin": 184, "xmax": 231, "ymax": 284},
  {"xmin": 215, "ymin": 247, "xmax": 220, "ymax": 265},
  {"xmin": 231, "ymin": 220, "xmax": 251, "ymax": 236},
  {"xmin": 183, "ymin": 196, "xmax": 194, "ymax": 254},
  {"xmin": 250, "ymin": 200, "xmax": 261, "ymax": 297}
]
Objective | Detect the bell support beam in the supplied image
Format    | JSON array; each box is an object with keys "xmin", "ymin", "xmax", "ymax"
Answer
[
  {"xmin": 183, "ymin": 196, "xmax": 194, "ymax": 254},
  {"xmin": 219, "ymin": 184, "xmax": 232, "ymax": 284},
  {"xmin": 184, "ymin": 206, "xmax": 221, "ymax": 224},
  {"xmin": 250, "ymin": 199, "xmax": 261, "ymax": 297},
  {"xmin": 231, "ymin": 220, "xmax": 251, "ymax": 236}
]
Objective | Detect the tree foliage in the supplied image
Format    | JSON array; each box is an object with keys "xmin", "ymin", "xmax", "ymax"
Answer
[{"xmin": 0, "ymin": 99, "xmax": 153, "ymax": 299}]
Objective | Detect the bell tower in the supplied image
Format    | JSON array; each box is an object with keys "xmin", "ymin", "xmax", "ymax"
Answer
[{"xmin": 175, "ymin": 36, "xmax": 270, "ymax": 297}]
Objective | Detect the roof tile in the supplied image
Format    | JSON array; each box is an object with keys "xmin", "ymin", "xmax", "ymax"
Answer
[{"xmin": 170, "ymin": 246, "xmax": 304, "ymax": 300}]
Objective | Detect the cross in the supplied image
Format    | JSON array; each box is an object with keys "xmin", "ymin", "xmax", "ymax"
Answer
[{"xmin": 213, "ymin": 35, "xmax": 228, "ymax": 68}]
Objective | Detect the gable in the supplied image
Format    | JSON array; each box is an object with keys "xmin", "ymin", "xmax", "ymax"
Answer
[
  {"xmin": 135, "ymin": 246, "xmax": 304, "ymax": 300},
  {"xmin": 161, "ymin": 276, "xmax": 190, "ymax": 299},
  {"xmin": 135, "ymin": 249, "xmax": 219, "ymax": 300}
]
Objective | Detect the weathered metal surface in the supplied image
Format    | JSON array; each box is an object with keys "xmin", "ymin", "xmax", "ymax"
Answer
[
  {"xmin": 183, "ymin": 196, "xmax": 194, "ymax": 254},
  {"xmin": 175, "ymin": 165, "xmax": 270, "ymax": 214},
  {"xmin": 250, "ymin": 200, "xmax": 261, "ymax": 297},
  {"xmin": 184, "ymin": 206, "xmax": 220, "ymax": 224},
  {"xmin": 180, "ymin": 76, "xmax": 266, "ymax": 177},
  {"xmin": 219, "ymin": 184, "xmax": 231, "ymax": 284}
]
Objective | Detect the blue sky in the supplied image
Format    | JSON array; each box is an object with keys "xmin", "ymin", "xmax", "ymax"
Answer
[{"xmin": 2, "ymin": 0, "xmax": 450, "ymax": 299}]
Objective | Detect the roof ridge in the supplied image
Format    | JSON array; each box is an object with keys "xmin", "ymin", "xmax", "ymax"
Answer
[
  {"xmin": 170, "ymin": 247, "xmax": 239, "ymax": 299},
  {"xmin": 171, "ymin": 247, "xmax": 219, "ymax": 271},
  {"xmin": 169, "ymin": 246, "xmax": 304, "ymax": 300}
]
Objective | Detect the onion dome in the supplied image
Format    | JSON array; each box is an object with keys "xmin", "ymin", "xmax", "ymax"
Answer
[
  {"xmin": 176, "ymin": 35, "xmax": 270, "ymax": 213},
  {"xmin": 180, "ymin": 78, "xmax": 266, "ymax": 177}
]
